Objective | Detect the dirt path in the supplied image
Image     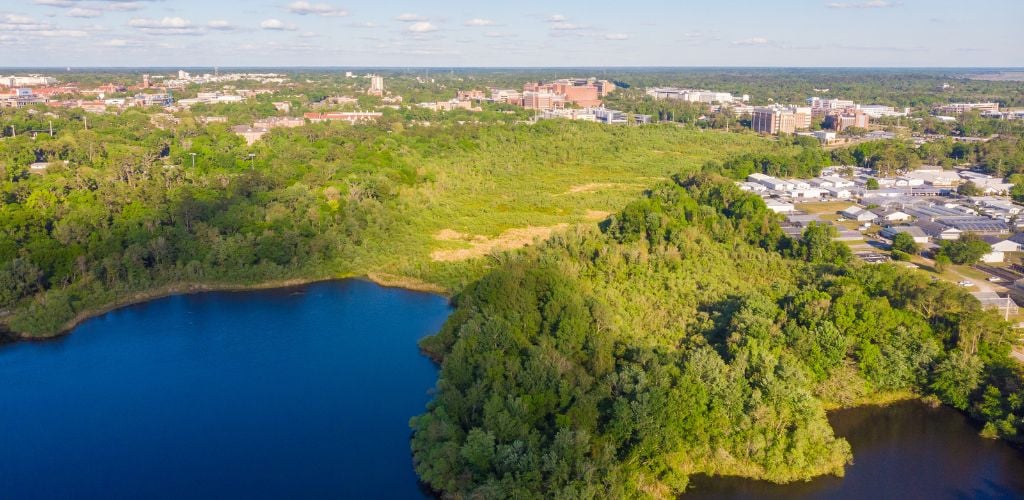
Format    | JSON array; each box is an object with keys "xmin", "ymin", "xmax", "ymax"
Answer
[
  {"xmin": 431, "ymin": 224, "xmax": 569, "ymax": 262},
  {"xmin": 562, "ymin": 183, "xmax": 646, "ymax": 195}
]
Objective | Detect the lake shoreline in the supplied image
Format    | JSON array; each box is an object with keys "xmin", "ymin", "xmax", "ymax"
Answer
[{"xmin": 1, "ymin": 273, "xmax": 451, "ymax": 343}]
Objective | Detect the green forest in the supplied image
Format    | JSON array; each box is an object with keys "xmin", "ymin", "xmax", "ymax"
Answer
[
  {"xmin": 3, "ymin": 68, "xmax": 1024, "ymax": 497},
  {"xmin": 411, "ymin": 175, "xmax": 1023, "ymax": 498},
  {"xmin": 1, "ymin": 107, "xmax": 799, "ymax": 336}
]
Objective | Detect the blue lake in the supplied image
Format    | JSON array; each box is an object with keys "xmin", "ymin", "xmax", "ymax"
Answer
[
  {"xmin": 0, "ymin": 280, "xmax": 451, "ymax": 499},
  {"xmin": 686, "ymin": 401, "xmax": 1024, "ymax": 498},
  {"xmin": 4, "ymin": 279, "xmax": 1024, "ymax": 499}
]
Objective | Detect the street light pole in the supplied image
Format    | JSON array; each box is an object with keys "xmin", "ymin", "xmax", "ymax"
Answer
[{"xmin": 189, "ymin": 152, "xmax": 196, "ymax": 169}]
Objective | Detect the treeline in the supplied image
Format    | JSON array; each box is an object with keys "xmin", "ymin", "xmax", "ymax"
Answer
[
  {"xmin": 0, "ymin": 106, "xmax": 444, "ymax": 334},
  {"xmin": 701, "ymin": 135, "xmax": 832, "ymax": 179},
  {"xmin": 0, "ymin": 118, "xmax": 417, "ymax": 333},
  {"xmin": 0, "ymin": 107, "xmax": 790, "ymax": 335},
  {"xmin": 831, "ymin": 135, "xmax": 1024, "ymax": 177},
  {"xmin": 411, "ymin": 175, "xmax": 1022, "ymax": 498}
]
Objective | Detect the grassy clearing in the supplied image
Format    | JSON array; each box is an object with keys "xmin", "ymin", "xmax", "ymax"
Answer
[
  {"xmin": 367, "ymin": 124, "xmax": 781, "ymax": 289},
  {"xmin": 796, "ymin": 201, "xmax": 853, "ymax": 215}
]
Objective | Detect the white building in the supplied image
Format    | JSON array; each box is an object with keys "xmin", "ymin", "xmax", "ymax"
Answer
[
  {"xmin": 856, "ymin": 104, "xmax": 910, "ymax": 118},
  {"xmin": 647, "ymin": 88, "xmax": 744, "ymax": 104},
  {"xmin": 368, "ymin": 75, "xmax": 385, "ymax": 96},
  {"xmin": 738, "ymin": 182, "xmax": 768, "ymax": 192},
  {"xmin": 764, "ymin": 199, "xmax": 795, "ymax": 214},
  {"xmin": 825, "ymin": 187, "xmax": 853, "ymax": 199},
  {"xmin": 840, "ymin": 205, "xmax": 876, "ymax": 222},
  {"xmin": 873, "ymin": 209, "xmax": 912, "ymax": 223},
  {"xmin": 1, "ymin": 75, "xmax": 57, "ymax": 87},
  {"xmin": 788, "ymin": 188, "xmax": 824, "ymax": 199},
  {"xmin": 747, "ymin": 173, "xmax": 795, "ymax": 191},
  {"xmin": 903, "ymin": 167, "xmax": 961, "ymax": 187}
]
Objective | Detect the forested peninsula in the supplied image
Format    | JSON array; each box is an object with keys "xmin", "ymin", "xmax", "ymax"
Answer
[{"xmin": 411, "ymin": 175, "xmax": 1023, "ymax": 498}]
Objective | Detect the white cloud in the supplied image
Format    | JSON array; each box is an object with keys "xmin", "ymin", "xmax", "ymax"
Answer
[
  {"xmin": 464, "ymin": 18, "xmax": 495, "ymax": 27},
  {"xmin": 2, "ymin": 14, "xmax": 39, "ymax": 25},
  {"xmin": 288, "ymin": 1, "xmax": 347, "ymax": 17},
  {"xmin": 408, "ymin": 21, "xmax": 437, "ymax": 33},
  {"xmin": 260, "ymin": 18, "xmax": 297, "ymax": 30},
  {"xmin": 827, "ymin": 0, "xmax": 894, "ymax": 8},
  {"xmin": 33, "ymin": 0, "xmax": 146, "ymax": 9},
  {"xmin": 550, "ymin": 22, "xmax": 581, "ymax": 30},
  {"xmin": 32, "ymin": 29, "xmax": 89, "ymax": 37},
  {"xmin": 128, "ymin": 16, "xmax": 199, "ymax": 35},
  {"xmin": 68, "ymin": 7, "xmax": 101, "ymax": 18},
  {"xmin": 99, "ymin": 38, "xmax": 144, "ymax": 47},
  {"xmin": 547, "ymin": 14, "xmax": 567, "ymax": 22},
  {"xmin": 732, "ymin": 37, "xmax": 770, "ymax": 46},
  {"xmin": 604, "ymin": 33, "xmax": 629, "ymax": 40},
  {"xmin": 351, "ymin": 21, "xmax": 376, "ymax": 28},
  {"xmin": 207, "ymin": 20, "xmax": 234, "ymax": 30},
  {"xmin": 396, "ymin": 13, "xmax": 425, "ymax": 22},
  {"xmin": 106, "ymin": 2, "xmax": 144, "ymax": 11},
  {"xmin": 484, "ymin": 31, "xmax": 512, "ymax": 38},
  {"xmin": 0, "ymin": 13, "xmax": 89, "ymax": 36}
]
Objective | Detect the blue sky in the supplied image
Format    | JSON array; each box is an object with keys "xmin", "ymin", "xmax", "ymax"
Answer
[{"xmin": 1, "ymin": 0, "xmax": 1021, "ymax": 67}]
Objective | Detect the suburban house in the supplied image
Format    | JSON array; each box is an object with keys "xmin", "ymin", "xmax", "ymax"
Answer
[
  {"xmin": 764, "ymin": 199, "xmax": 795, "ymax": 214},
  {"xmin": 747, "ymin": 173, "xmax": 795, "ymax": 191},
  {"xmin": 825, "ymin": 187, "xmax": 853, "ymax": 199},
  {"xmin": 980, "ymin": 236, "xmax": 1007, "ymax": 263},
  {"xmin": 739, "ymin": 182, "xmax": 767, "ymax": 193},
  {"xmin": 873, "ymin": 209, "xmax": 912, "ymax": 223},
  {"xmin": 917, "ymin": 221, "xmax": 962, "ymax": 241},
  {"xmin": 839, "ymin": 205, "xmax": 875, "ymax": 222},
  {"xmin": 787, "ymin": 187, "xmax": 825, "ymax": 199},
  {"xmin": 880, "ymin": 226, "xmax": 929, "ymax": 245},
  {"xmin": 1009, "ymin": 233, "xmax": 1024, "ymax": 248},
  {"xmin": 988, "ymin": 238, "xmax": 1021, "ymax": 253}
]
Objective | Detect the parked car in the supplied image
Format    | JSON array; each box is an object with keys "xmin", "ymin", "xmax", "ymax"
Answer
[
  {"xmin": 988, "ymin": 276, "xmax": 1003, "ymax": 282},
  {"xmin": 958, "ymin": 280, "xmax": 973, "ymax": 287}
]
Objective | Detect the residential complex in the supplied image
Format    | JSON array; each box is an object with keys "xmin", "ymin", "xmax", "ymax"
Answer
[
  {"xmin": 935, "ymin": 102, "xmax": 1001, "ymax": 114},
  {"xmin": 647, "ymin": 88, "xmax": 748, "ymax": 104},
  {"xmin": 739, "ymin": 164, "xmax": 1024, "ymax": 273},
  {"xmin": 1, "ymin": 75, "xmax": 57, "ymax": 87}
]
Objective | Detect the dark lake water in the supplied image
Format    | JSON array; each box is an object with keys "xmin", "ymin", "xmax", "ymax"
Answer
[
  {"xmin": 686, "ymin": 401, "xmax": 1024, "ymax": 499},
  {"xmin": 4, "ymin": 281, "xmax": 1024, "ymax": 499},
  {"xmin": 0, "ymin": 280, "xmax": 451, "ymax": 499}
]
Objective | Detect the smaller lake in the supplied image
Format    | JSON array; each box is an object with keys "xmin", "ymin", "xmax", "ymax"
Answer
[
  {"xmin": 686, "ymin": 401, "xmax": 1024, "ymax": 498},
  {"xmin": 0, "ymin": 280, "xmax": 451, "ymax": 499}
]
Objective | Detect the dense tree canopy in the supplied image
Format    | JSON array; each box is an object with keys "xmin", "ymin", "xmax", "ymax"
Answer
[
  {"xmin": 938, "ymin": 234, "xmax": 992, "ymax": 265},
  {"xmin": 412, "ymin": 176, "xmax": 1023, "ymax": 498}
]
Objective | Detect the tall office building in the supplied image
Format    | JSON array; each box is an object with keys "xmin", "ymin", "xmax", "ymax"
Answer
[
  {"xmin": 368, "ymin": 75, "xmax": 384, "ymax": 96},
  {"xmin": 751, "ymin": 107, "xmax": 797, "ymax": 135}
]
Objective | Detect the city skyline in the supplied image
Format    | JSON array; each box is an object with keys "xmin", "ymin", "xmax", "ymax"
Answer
[{"xmin": 1, "ymin": 0, "xmax": 1023, "ymax": 68}]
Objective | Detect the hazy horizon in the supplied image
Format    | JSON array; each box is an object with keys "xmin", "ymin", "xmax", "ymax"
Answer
[
  {"xmin": 2, "ymin": 66, "xmax": 1023, "ymax": 71},
  {"xmin": 3, "ymin": 0, "xmax": 1022, "ymax": 67}
]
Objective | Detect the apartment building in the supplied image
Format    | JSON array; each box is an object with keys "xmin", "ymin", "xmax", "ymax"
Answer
[
  {"xmin": 935, "ymin": 102, "xmax": 1000, "ymax": 114},
  {"xmin": 522, "ymin": 91, "xmax": 565, "ymax": 110}
]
